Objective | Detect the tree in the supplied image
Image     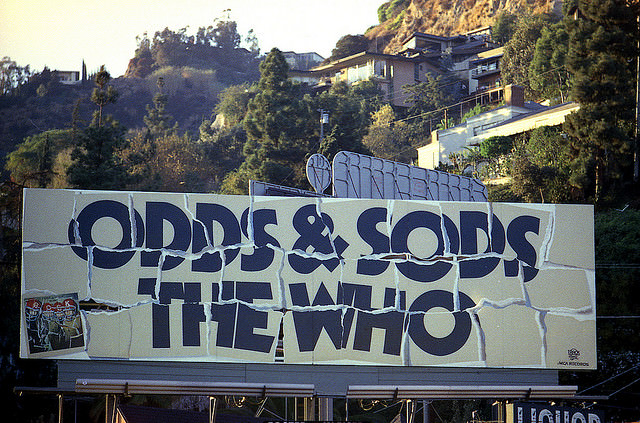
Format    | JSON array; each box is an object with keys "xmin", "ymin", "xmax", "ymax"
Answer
[
  {"xmin": 492, "ymin": 12, "xmax": 518, "ymax": 45},
  {"xmin": 91, "ymin": 65, "xmax": 118, "ymax": 127},
  {"xmin": 529, "ymin": 21, "xmax": 571, "ymax": 103},
  {"xmin": 143, "ymin": 77, "xmax": 176, "ymax": 137},
  {"xmin": 501, "ymin": 13, "xmax": 557, "ymax": 98},
  {"xmin": 0, "ymin": 56, "xmax": 31, "ymax": 96},
  {"xmin": 67, "ymin": 120, "xmax": 128, "ymax": 189},
  {"xmin": 403, "ymin": 73, "xmax": 455, "ymax": 117},
  {"xmin": 563, "ymin": 0, "xmax": 639, "ymax": 202},
  {"xmin": 198, "ymin": 120, "xmax": 246, "ymax": 191},
  {"xmin": 129, "ymin": 19, "xmax": 261, "ymax": 85},
  {"xmin": 313, "ymin": 80, "xmax": 383, "ymax": 160},
  {"xmin": 222, "ymin": 48, "xmax": 314, "ymax": 193},
  {"xmin": 377, "ymin": 0, "xmax": 410, "ymax": 23},
  {"xmin": 479, "ymin": 135, "xmax": 512, "ymax": 159},
  {"xmin": 67, "ymin": 69, "xmax": 127, "ymax": 189},
  {"xmin": 213, "ymin": 18, "xmax": 241, "ymax": 51},
  {"xmin": 5, "ymin": 129, "xmax": 73, "ymax": 187},
  {"xmin": 117, "ymin": 132, "xmax": 210, "ymax": 192},
  {"xmin": 214, "ymin": 83, "xmax": 255, "ymax": 128},
  {"xmin": 362, "ymin": 103, "xmax": 416, "ymax": 163},
  {"xmin": 509, "ymin": 127, "xmax": 573, "ymax": 203},
  {"xmin": 330, "ymin": 35, "xmax": 369, "ymax": 61},
  {"xmin": 129, "ymin": 33, "xmax": 156, "ymax": 78}
]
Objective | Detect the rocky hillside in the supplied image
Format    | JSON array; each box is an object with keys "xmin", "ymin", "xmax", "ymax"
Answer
[{"xmin": 367, "ymin": 0, "xmax": 562, "ymax": 53}]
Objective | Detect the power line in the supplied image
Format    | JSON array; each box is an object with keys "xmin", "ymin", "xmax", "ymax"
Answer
[
  {"xmin": 596, "ymin": 263, "xmax": 640, "ymax": 268},
  {"xmin": 598, "ymin": 316, "xmax": 640, "ymax": 319},
  {"xmin": 609, "ymin": 376, "xmax": 640, "ymax": 398},
  {"xmin": 578, "ymin": 362, "xmax": 640, "ymax": 395}
]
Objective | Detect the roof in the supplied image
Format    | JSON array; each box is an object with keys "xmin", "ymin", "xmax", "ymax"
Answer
[
  {"xmin": 400, "ymin": 26, "xmax": 493, "ymax": 47},
  {"xmin": 460, "ymin": 102, "xmax": 579, "ymax": 143},
  {"xmin": 401, "ymin": 31, "xmax": 465, "ymax": 45},
  {"xmin": 311, "ymin": 50, "xmax": 419, "ymax": 72},
  {"xmin": 477, "ymin": 47, "xmax": 504, "ymax": 58},
  {"xmin": 449, "ymin": 41, "xmax": 495, "ymax": 56},
  {"xmin": 462, "ymin": 26, "xmax": 492, "ymax": 36},
  {"xmin": 282, "ymin": 51, "xmax": 323, "ymax": 56},
  {"xmin": 486, "ymin": 101, "xmax": 580, "ymax": 133}
]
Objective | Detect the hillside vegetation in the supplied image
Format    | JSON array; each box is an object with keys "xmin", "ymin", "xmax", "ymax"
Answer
[
  {"xmin": 0, "ymin": 20, "xmax": 261, "ymax": 160},
  {"xmin": 368, "ymin": 0, "xmax": 560, "ymax": 52}
]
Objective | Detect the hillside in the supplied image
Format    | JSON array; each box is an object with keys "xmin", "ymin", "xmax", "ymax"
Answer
[
  {"xmin": 367, "ymin": 0, "xmax": 562, "ymax": 53},
  {"xmin": 0, "ymin": 69, "xmax": 227, "ymax": 160}
]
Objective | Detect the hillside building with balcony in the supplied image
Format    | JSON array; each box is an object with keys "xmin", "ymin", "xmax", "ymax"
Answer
[
  {"xmin": 397, "ymin": 28, "xmax": 499, "ymax": 92},
  {"xmin": 307, "ymin": 51, "xmax": 443, "ymax": 106},
  {"xmin": 56, "ymin": 70, "xmax": 81, "ymax": 85},
  {"xmin": 468, "ymin": 47, "xmax": 503, "ymax": 93},
  {"xmin": 287, "ymin": 27, "xmax": 502, "ymax": 107}
]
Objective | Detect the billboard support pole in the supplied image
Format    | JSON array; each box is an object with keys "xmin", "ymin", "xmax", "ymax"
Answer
[
  {"xmin": 423, "ymin": 400, "xmax": 432, "ymax": 423},
  {"xmin": 57, "ymin": 393, "xmax": 63, "ymax": 423},
  {"xmin": 318, "ymin": 397, "xmax": 332, "ymax": 420},
  {"xmin": 209, "ymin": 396, "xmax": 217, "ymax": 423},
  {"xmin": 105, "ymin": 394, "xmax": 117, "ymax": 423},
  {"xmin": 304, "ymin": 397, "xmax": 314, "ymax": 420},
  {"xmin": 406, "ymin": 399, "xmax": 417, "ymax": 423}
]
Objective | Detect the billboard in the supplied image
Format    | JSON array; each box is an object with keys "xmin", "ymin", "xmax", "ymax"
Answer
[
  {"xmin": 331, "ymin": 151, "xmax": 488, "ymax": 201},
  {"xmin": 21, "ymin": 189, "xmax": 595, "ymax": 368}
]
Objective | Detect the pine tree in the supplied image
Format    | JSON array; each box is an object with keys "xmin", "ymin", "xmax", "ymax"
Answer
[
  {"xmin": 143, "ymin": 77, "xmax": 176, "ymax": 138},
  {"xmin": 67, "ymin": 66, "xmax": 127, "ymax": 189},
  {"xmin": 563, "ymin": 0, "xmax": 639, "ymax": 201},
  {"xmin": 90, "ymin": 65, "xmax": 118, "ymax": 127},
  {"xmin": 501, "ymin": 13, "xmax": 557, "ymax": 98},
  {"xmin": 225, "ymin": 48, "xmax": 313, "ymax": 192}
]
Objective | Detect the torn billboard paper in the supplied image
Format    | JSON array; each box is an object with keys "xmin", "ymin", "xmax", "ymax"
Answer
[{"xmin": 20, "ymin": 189, "xmax": 596, "ymax": 368}]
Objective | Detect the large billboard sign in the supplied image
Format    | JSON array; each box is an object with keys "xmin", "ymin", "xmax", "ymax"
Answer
[{"xmin": 21, "ymin": 189, "xmax": 595, "ymax": 368}]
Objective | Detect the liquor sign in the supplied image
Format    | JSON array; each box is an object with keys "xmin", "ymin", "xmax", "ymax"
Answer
[
  {"xmin": 21, "ymin": 189, "xmax": 595, "ymax": 368},
  {"xmin": 507, "ymin": 402, "xmax": 604, "ymax": 423}
]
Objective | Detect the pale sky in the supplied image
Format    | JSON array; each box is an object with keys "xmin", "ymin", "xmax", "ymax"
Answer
[{"xmin": 1, "ymin": 0, "xmax": 383, "ymax": 77}]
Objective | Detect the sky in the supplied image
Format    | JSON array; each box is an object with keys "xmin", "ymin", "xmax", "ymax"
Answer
[{"xmin": 1, "ymin": 0, "xmax": 383, "ymax": 77}]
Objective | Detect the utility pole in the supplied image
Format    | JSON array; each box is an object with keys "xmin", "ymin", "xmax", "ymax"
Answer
[
  {"xmin": 635, "ymin": 14, "xmax": 639, "ymax": 182},
  {"xmin": 318, "ymin": 109, "xmax": 329, "ymax": 142}
]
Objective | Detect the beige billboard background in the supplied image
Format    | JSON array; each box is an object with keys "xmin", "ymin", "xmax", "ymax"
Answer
[{"xmin": 21, "ymin": 189, "xmax": 596, "ymax": 369}]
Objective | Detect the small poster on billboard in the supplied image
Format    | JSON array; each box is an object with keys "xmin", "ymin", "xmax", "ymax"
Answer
[{"xmin": 23, "ymin": 292, "xmax": 85, "ymax": 356}]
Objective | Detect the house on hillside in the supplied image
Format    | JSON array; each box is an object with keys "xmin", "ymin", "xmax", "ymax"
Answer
[
  {"xmin": 417, "ymin": 85, "xmax": 580, "ymax": 169},
  {"xmin": 396, "ymin": 28, "xmax": 498, "ymax": 91},
  {"xmin": 282, "ymin": 51, "xmax": 324, "ymax": 71},
  {"xmin": 307, "ymin": 51, "xmax": 443, "ymax": 106},
  {"xmin": 287, "ymin": 27, "xmax": 501, "ymax": 107},
  {"xmin": 56, "ymin": 70, "xmax": 81, "ymax": 85}
]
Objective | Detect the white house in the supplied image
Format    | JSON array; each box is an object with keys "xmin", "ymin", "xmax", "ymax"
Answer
[{"xmin": 417, "ymin": 85, "xmax": 580, "ymax": 169}]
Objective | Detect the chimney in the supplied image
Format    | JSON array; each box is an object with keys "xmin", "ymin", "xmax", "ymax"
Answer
[{"xmin": 505, "ymin": 85, "xmax": 524, "ymax": 108}]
